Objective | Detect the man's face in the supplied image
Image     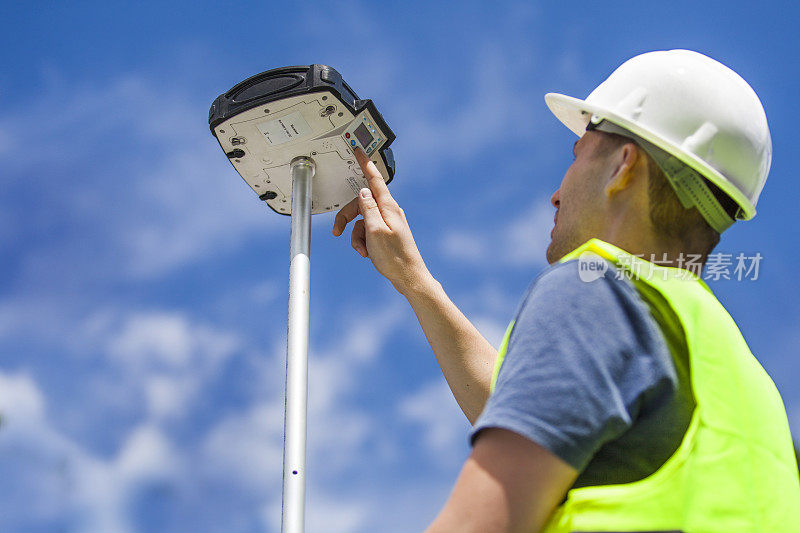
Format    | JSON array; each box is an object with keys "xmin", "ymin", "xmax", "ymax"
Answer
[{"xmin": 546, "ymin": 131, "xmax": 612, "ymax": 264}]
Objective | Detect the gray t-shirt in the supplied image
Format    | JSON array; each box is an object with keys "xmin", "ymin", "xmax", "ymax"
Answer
[{"xmin": 471, "ymin": 259, "xmax": 695, "ymax": 489}]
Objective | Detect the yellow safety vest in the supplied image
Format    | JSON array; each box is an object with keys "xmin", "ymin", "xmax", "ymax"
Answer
[{"xmin": 490, "ymin": 238, "xmax": 800, "ymax": 532}]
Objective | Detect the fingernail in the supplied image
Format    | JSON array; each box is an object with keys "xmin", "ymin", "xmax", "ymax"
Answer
[{"xmin": 360, "ymin": 188, "xmax": 371, "ymax": 199}]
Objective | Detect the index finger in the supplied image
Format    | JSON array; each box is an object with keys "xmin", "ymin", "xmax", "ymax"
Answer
[
  {"xmin": 354, "ymin": 147, "xmax": 392, "ymax": 204},
  {"xmin": 332, "ymin": 196, "xmax": 360, "ymax": 236}
]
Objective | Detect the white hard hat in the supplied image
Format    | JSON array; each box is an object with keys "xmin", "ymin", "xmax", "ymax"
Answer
[{"xmin": 545, "ymin": 49, "xmax": 771, "ymax": 227}]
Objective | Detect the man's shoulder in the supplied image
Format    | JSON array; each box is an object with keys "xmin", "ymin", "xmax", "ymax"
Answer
[
  {"xmin": 476, "ymin": 257, "xmax": 681, "ymax": 474},
  {"xmin": 508, "ymin": 257, "xmax": 668, "ymax": 365},
  {"xmin": 523, "ymin": 257, "xmax": 639, "ymax": 311}
]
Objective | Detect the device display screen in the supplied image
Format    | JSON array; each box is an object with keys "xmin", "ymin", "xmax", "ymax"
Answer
[{"xmin": 354, "ymin": 123, "xmax": 374, "ymax": 148}]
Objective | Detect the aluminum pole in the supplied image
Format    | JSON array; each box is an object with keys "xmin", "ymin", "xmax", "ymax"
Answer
[{"xmin": 282, "ymin": 156, "xmax": 314, "ymax": 533}]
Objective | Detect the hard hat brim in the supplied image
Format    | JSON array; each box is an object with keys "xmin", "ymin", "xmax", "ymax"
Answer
[{"xmin": 544, "ymin": 92, "xmax": 755, "ymax": 220}]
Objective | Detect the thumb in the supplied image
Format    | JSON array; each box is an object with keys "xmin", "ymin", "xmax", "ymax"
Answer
[{"xmin": 357, "ymin": 188, "xmax": 389, "ymax": 231}]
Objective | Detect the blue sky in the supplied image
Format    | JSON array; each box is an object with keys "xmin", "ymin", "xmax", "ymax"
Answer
[{"xmin": 1, "ymin": 1, "xmax": 798, "ymax": 531}]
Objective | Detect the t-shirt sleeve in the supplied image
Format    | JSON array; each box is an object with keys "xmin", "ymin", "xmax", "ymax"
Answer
[{"xmin": 470, "ymin": 259, "xmax": 677, "ymax": 472}]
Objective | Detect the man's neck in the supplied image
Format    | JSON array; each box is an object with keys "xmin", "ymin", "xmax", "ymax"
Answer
[{"xmin": 598, "ymin": 230, "xmax": 704, "ymax": 271}]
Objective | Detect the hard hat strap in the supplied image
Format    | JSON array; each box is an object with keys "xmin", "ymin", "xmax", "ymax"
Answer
[
  {"xmin": 649, "ymin": 152, "xmax": 735, "ymax": 233},
  {"xmin": 587, "ymin": 118, "xmax": 735, "ymax": 234}
]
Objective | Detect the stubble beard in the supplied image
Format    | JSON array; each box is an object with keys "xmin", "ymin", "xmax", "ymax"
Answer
[{"xmin": 546, "ymin": 224, "xmax": 583, "ymax": 265}]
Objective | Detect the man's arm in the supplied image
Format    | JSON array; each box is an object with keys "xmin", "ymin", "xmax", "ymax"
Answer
[
  {"xmin": 427, "ymin": 427, "xmax": 578, "ymax": 533},
  {"xmin": 332, "ymin": 147, "xmax": 497, "ymax": 423},
  {"xmin": 400, "ymin": 272, "xmax": 500, "ymax": 424}
]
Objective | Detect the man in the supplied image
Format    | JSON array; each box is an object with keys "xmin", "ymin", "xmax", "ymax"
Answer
[{"xmin": 333, "ymin": 50, "xmax": 800, "ymax": 532}]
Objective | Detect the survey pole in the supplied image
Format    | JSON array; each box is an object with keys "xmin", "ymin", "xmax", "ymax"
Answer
[{"xmin": 282, "ymin": 156, "xmax": 314, "ymax": 533}]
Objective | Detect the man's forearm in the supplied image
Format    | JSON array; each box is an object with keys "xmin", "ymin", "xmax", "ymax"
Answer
[
  {"xmin": 401, "ymin": 273, "xmax": 498, "ymax": 424},
  {"xmin": 331, "ymin": 151, "xmax": 497, "ymax": 423}
]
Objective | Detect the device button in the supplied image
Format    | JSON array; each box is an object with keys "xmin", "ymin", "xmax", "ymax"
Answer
[
  {"xmin": 345, "ymin": 133, "xmax": 350, "ymax": 138},
  {"xmin": 350, "ymin": 140, "xmax": 356, "ymax": 146}
]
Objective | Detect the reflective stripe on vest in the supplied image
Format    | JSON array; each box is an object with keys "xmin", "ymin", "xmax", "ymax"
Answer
[{"xmin": 489, "ymin": 238, "xmax": 800, "ymax": 532}]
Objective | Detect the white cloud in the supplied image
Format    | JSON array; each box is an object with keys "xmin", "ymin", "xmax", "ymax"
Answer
[
  {"xmin": 108, "ymin": 312, "xmax": 194, "ymax": 368},
  {"xmin": 68, "ymin": 423, "xmax": 181, "ymax": 533},
  {"xmin": 261, "ymin": 492, "xmax": 370, "ymax": 533},
  {"xmin": 15, "ymin": 308, "xmax": 242, "ymax": 425},
  {"xmin": 0, "ymin": 372, "xmax": 46, "ymax": 423},
  {"xmin": 118, "ymin": 137, "xmax": 274, "ymax": 278},
  {"xmin": 201, "ymin": 297, "xmax": 407, "ymax": 440},
  {"xmin": 440, "ymin": 198, "xmax": 553, "ymax": 268},
  {"xmin": 0, "ymin": 14, "xmax": 616, "ymax": 532},
  {"xmin": 504, "ymin": 200, "xmax": 555, "ymax": 265},
  {"xmin": 389, "ymin": 43, "xmax": 541, "ymax": 173},
  {"xmin": 0, "ymin": 301, "xmax": 248, "ymax": 443},
  {"xmin": 201, "ymin": 401, "xmax": 285, "ymax": 491},
  {"xmin": 0, "ymin": 291, "xmax": 418, "ymax": 530},
  {"xmin": 107, "ymin": 311, "xmax": 238, "ymax": 371},
  {"xmin": 441, "ymin": 231, "xmax": 488, "ymax": 263},
  {"xmin": 398, "ymin": 379, "xmax": 471, "ymax": 466},
  {"xmin": 0, "ymin": 371, "xmax": 181, "ymax": 533},
  {"xmin": 304, "ymin": 494, "xmax": 370, "ymax": 533},
  {"xmin": 197, "ymin": 297, "xmax": 409, "ymax": 529},
  {"xmin": 115, "ymin": 424, "xmax": 179, "ymax": 484},
  {"xmin": 460, "ymin": 282, "xmax": 521, "ymax": 317},
  {"xmin": 470, "ymin": 315, "xmax": 509, "ymax": 350},
  {"xmin": 1, "ymin": 72, "xmax": 278, "ymax": 283},
  {"xmin": 307, "ymin": 301, "xmax": 407, "ymax": 408},
  {"xmin": 102, "ymin": 310, "xmax": 240, "ymax": 422},
  {"xmin": 447, "ymin": 282, "xmax": 521, "ymax": 350},
  {"xmin": 143, "ymin": 374, "xmax": 197, "ymax": 420}
]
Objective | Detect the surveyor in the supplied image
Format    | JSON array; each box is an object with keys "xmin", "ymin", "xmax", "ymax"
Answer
[{"xmin": 333, "ymin": 49, "xmax": 800, "ymax": 531}]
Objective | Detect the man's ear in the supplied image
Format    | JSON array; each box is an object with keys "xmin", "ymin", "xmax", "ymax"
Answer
[{"xmin": 604, "ymin": 143, "xmax": 641, "ymax": 198}]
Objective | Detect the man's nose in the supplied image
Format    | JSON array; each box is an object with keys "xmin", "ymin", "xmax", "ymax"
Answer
[{"xmin": 550, "ymin": 189, "xmax": 560, "ymax": 208}]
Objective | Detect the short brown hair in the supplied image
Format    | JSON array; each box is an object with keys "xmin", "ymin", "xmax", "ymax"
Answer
[{"xmin": 597, "ymin": 132, "xmax": 738, "ymax": 261}]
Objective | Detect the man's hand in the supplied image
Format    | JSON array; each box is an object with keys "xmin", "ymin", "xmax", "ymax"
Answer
[
  {"xmin": 332, "ymin": 147, "xmax": 430, "ymax": 295},
  {"xmin": 333, "ymin": 147, "xmax": 497, "ymax": 424}
]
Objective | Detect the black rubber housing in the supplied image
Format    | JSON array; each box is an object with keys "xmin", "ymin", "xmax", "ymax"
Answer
[{"xmin": 209, "ymin": 64, "xmax": 396, "ymax": 215}]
